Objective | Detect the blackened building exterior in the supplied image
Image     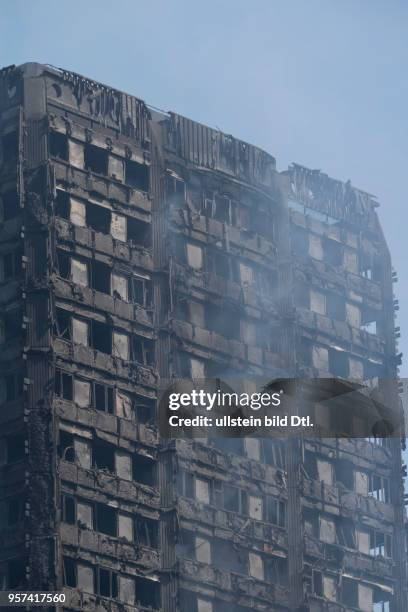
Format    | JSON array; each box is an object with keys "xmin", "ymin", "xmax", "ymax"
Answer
[{"xmin": 0, "ymin": 62, "xmax": 405, "ymax": 611}]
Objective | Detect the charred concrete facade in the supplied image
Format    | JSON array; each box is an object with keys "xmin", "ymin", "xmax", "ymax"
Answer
[{"xmin": 0, "ymin": 62, "xmax": 405, "ymax": 612}]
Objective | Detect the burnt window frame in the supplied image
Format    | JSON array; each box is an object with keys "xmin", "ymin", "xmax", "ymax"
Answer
[
  {"xmin": 368, "ymin": 473, "xmax": 391, "ymax": 503},
  {"xmin": 61, "ymin": 493, "xmax": 76, "ymax": 525},
  {"xmin": 97, "ymin": 566, "xmax": 118, "ymax": 599},
  {"xmin": 84, "ymin": 143, "xmax": 108, "ymax": 176},
  {"xmin": 125, "ymin": 158, "xmax": 150, "ymax": 191},
  {"xmin": 49, "ymin": 131, "xmax": 68, "ymax": 161}
]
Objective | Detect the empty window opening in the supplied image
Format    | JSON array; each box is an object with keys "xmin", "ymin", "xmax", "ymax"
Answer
[
  {"xmin": 337, "ymin": 517, "xmax": 355, "ymax": 548},
  {"xmin": 55, "ymin": 309, "xmax": 71, "ymax": 341},
  {"xmin": 94, "ymin": 383, "xmax": 114, "ymax": 414},
  {"xmin": 166, "ymin": 175, "xmax": 185, "ymax": 205},
  {"xmin": 342, "ymin": 578, "xmax": 358, "ymax": 607},
  {"xmin": 312, "ymin": 570, "xmax": 323, "ymax": 596},
  {"xmin": 336, "ymin": 459, "xmax": 354, "ymax": 489},
  {"xmin": 96, "ymin": 503, "xmax": 117, "ymax": 537},
  {"xmin": 212, "ymin": 251, "xmax": 229, "ymax": 279},
  {"xmin": 131, "ymin": 275, "xmax": 152, "ymax": 308},
  {"xmin": 2, "ymin": 190, "xmax": 19, "ymax": 221},
  {"xmin": 265, "ymin": 496, "xmax": 286, "ymax": 527},
  {"xmin": 373, "ymin": 588, "xmax": 392, "ymax": 612},
  {"xmin": 63, "ymin": 557, "xmax": 76, "ymax": 588},
  {"xmin": 49, "ymin": 131, "xmax": 68, "ymax": 160},
  {"xmin": 369, "ymin": 474, "xmax": 390, "ymax": 503},
  {"xmin": 55, "ymin": 190, "xmax": 70, "ymax": 219},
  {"xmin": 324, "ymin": 238, "xmax": 343, "ymax": 266},
  {"xmin": 92, "ymin": 320, "xmax": 112, "ymax": 354},
  {"xmin": 262, "ymin": 439, "xmax": 286, "ymax": 468},
  {"xmin": 132, "ymin": 453, "xmax": 156, "ymax": 486},
  {"xmin": 133, "ymin": 336, "xmax": 154, "ymax": 366},
  {"xmin": 135, "ymin": 516, "xmax": 158, "ymax": 548},
  {"xmin": 326, "ymin": 293, "xmax": 346, "ymax": 320},
  {"xmin": 91, "ymin": 260, "xmax": 111, "ymax": 294},
  {"xmin": 266, "ymin": 556, "xmax": 288, "ymax": 586},
  {"xmin": 55, "ymin": 369, "xmax": 73, "ymax": 401},
  {"xmin": 84, "ymin": 143, "xmax": 108, "ymax": 175},
  {"xmin": 127, "ymin": 217, "xmax": 151, "ymax": 248},
  {"xmin": 328, "ymin": 348, "xmax": 348, "ymax": 378},
  {"xmin": 59, "ymin": 431, "xmax": 75, "ymax": 463},
  {"xmin": 220, "ymin": 483, "xmax": 240, "ymax": 513},
  {"xmin": 291, "ymin": 225, "xmax": 309, "ymax": 256},
  {"xmin": 86, "ymin": 203, "xmax": 111, "ymax": 234},
  {"xmin": 93, "ymin": 438, "xmax": 115, "ymax": 473},
  {"xmin": 213, "ymin": 539, "xmax": 246, "ymax": 574},
  {"xmin": 370, "ymin": 530, "xmax": 392, "ymax": 558},
  {"xmin": 97, "ymin": 567, "xmax": 117, "ymax": 599},
  {"xmin": 57, "ymin": 250, "xmax": 70, "ymax": 279},
  {"xmin": 135, "ymin": 576, "xmax": 160, "ymax": 609},
  {"xmin": 125, "ymin": 159, "xmax": 149, "ymax": 191},
  {"xmin": 177, "ymin": 470, "xmax": 195, "ymax": 500},
  {"xmin": 61, "ymin": 494, "xmax": 76, "ymax": 525},
  {"xmin": 177, "ymin": 529, "xmax": 195, "ymax": 558}
]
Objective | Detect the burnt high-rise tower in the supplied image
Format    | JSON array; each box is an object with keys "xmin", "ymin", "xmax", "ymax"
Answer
[{"xmin": 0, "ymin": 63, "xmax": 405, "ymax": 612}]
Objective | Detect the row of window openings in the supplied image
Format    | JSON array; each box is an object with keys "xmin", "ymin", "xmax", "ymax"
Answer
[
  {"xmin": 301, "ymin": 342, "xmax": 383, "ymax": 380},
  {"xmin": 177, "ymin": 528, "xmax": 287, "ymax": 584},
  {"xmin": 55, "ymin": 308, "xmax": 154, "ymax": 365},
  {"xmin": 305, "ymin": 509, "xmax": 393, "ymax": 558},
  {"xmin": 61, "ymin": 493, "xmax": 158, "ymax": 547},
  {"xmin": 310, "ymin": 571, "xmax": 392, "ymax": 611},
  {"xmin": 59, "ymin": 430, "xmax": 156, "ymax": 487},
  {"xmin": 178, "ymin": 240, "xmax": 275, "ymax": 292},
  {"xmin": 0, "ymin": 130, "xmax": 19, "ymax": 168},
  {"xmin": 292, "ymin": 225, "xmax": 380, "ymax": 280},
  {"xmin": 179, "ymin": 591, "xmax": 253, "ymax": 612},
  {"xmin": 177, "ymin": 299, "xmax": 280, "ymax": 348},
  {"xmin": 56, "ymin": 190, "xmax": 151, "ymax": 247},
  {"xmin": 305, "ymin": 453, "xmax": 391, "ymax": 502},
  {"xmin": 50, "ymin": 132, "xmax": 149, "ymax": 191},
  {"xmin": 177, "ymin": 469, "xmax": 286, "ymax": 526},
  {"xmin": 57, "ymin": 250, "xmax": 152, "ymax": 307},
  {"xmin": 202, "ymin": 189, "xmax": 275, "ymax": 240},
  {"xmin": 167, "ymin": 176, "xmax": 278, "ymax": 247},
  {"xmin": 55, "ymin": 368, "xmax": 154, "ymax": 423},
  {"xmin": 63, "ymin": 557, "xmax": 160, "ymax": 608},
  {"xmin": 298, "ymin": 286, "xmax": 378, "ymax": 335}
]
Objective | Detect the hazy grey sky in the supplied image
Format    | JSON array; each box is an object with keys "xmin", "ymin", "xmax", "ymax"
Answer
[{"xmin": 2, "ymin": 0, "xmax": 407, "ymax": 372}]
